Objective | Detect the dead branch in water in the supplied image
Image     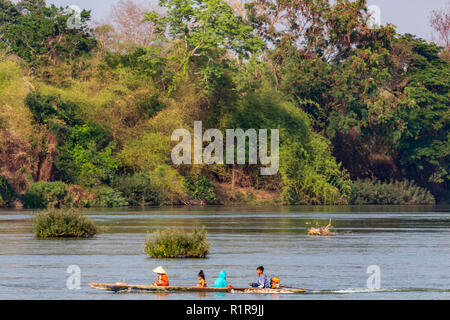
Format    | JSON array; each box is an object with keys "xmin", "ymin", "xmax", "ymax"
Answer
[{"xmin": 307, "ymin": 219, "xmax": 337, "ymax": 236}]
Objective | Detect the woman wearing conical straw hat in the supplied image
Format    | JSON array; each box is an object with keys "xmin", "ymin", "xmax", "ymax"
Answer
[{"xmin": 152, "ymin": 266, "xmax": 169, "ymax": 286}]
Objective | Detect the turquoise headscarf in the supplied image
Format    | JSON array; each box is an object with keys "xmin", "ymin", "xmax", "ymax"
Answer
[{"xmin": 213, "ymin": 270, "xmax": 228, "ymax": 288}]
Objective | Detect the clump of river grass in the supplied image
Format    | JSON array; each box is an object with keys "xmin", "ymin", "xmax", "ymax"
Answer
[
  {"xmin": 32, "ymin": 208, "xmax": 99, "ymax": 238},
  {"xmin": 143, "ymin": 227, "xmax": 210, "ymax": 258}
]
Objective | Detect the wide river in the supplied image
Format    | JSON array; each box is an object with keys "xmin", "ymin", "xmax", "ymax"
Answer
[{"xmin": 0, "ymin": 205, "xmax": 449, "ymax": 300}]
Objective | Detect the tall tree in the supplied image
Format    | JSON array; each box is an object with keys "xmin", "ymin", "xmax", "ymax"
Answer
[
  {"xmin": 0, "ymin": 0, "xmax": 96, "ymax": 66},
  {"xmin": 430, "ymin": 3, "xmax": 450, "ymax": 49},
  {"xmin": 248, "ymin": 0, "xmax": 402, "ymax": 179},
  {"xmin": 0, "ymin": 0, "xmax": 19, "ymax": 26},
  {"xmin": 395, "ymin": 35, "xmax": 449, "ymax": 200},
  {"xmin": 246, "ymin": 0, "xmax": 393, "ymax": 61},
  {"xmin": 429, "ymin": 2, "xmax": 450, "ymax": 62},
  {"xmin": 95, "ymin": 0, "xmax": 159, "ymax": 53},
  {"xmin": 145, "ymin": 0, "xmax": 264, "ymax": 91}
]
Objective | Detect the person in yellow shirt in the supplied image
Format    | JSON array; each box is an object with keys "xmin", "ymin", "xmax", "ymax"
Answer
[{"xmin": 197, "ymin": 270, "xmax": 207, "ymax": 287}]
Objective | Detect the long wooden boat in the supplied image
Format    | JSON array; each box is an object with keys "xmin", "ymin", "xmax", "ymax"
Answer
[{"xmin": 88, "ymin": 282, "xmax": 307, "ymax": 294}]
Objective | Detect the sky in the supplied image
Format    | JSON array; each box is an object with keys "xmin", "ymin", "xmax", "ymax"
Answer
[{"xmin": 43, "ymin": 0, "xmax": 449, "ymax": 41}]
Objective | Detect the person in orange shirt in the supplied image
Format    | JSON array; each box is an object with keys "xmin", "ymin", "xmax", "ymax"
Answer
[{"xmin": 152, "ymin": 266, "xmax": 169, "ymax": 286}]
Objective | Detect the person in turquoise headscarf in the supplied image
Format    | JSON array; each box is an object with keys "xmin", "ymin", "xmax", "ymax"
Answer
[{"xmin": 213, "ymin": 270, "xmax": 228, "ymax": 288}]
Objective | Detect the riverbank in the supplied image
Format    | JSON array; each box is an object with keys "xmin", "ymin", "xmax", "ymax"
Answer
[{"xmin": 0, "ymin": 178, "xmax": 439, "ymax": 210}]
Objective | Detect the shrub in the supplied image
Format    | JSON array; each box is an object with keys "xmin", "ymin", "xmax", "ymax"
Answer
[
  {"xmin": 25, "ymin": 91, "xmax": 82, "ymax": 125},
  {"xmin": 32, "ymin": 208, "xmax": 99, "ymax": 238},
  {"xmin": 21, "ymin": 181, "xmax": 68, "ymax": 208},
  {"xmin": 65, "ymin": 185, "xmax": 94, "ymax": 208},
  {"xmin": 148, "ymin": 165, "xmax": 188, "ymax": 204},
  {"xmin": 113, "ymin": 173, "xmax": 161, "ymax": 206},
  {"xmin": 21, "ymin": 181, "xmax": 94, "ymax": 208},
  {"xmin": 349, "ymin": 179, "xmax": 436, "ymax": 205},
  {"xmin": 55, "ymin": 123, "xmax": 120, "ymax": 188},
  {"xmin": 280, "ymin": 133, "xmax": 352, "ymax": 205},
  {"xmin": 143, "ymin": 227, "xmax": 210, "ymax": 258},
  {"xmin": 0, "ymin": 176, "xmax": 16, "ymax": 207},
  {"xmin": 185, "ymin": 175, "xmax": 216, "ymax": 204},
  {"xmin": 90, "ymin": 186, "xmax": 128, "ymax": 207},
  {"xmin": 118, "ymin": 132, "xmax": 172, "ymax": 172}
]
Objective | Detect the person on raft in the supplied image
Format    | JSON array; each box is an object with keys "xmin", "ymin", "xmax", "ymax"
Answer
[
  {"xmin": 248, "ymin": 266, "xmax": 271, "ymax": 289},
  {"xmin": 213, "ymin": 270, "xmax": 228, "ymax": 288},
  {"xmin": 197, "ymin": 270, "xmax": 207, "ymax": 288},
  {"xmin": 152, "ymin": 266, "xmax": 169, "ymax": 286}
]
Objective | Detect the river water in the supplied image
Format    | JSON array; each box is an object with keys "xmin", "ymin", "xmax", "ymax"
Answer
[{"xmin": 0, "ymin": 205, "xmax": 449, "ymax": 300}]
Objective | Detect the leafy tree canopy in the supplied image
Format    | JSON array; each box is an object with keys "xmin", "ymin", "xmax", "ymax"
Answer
[
  {"xmin": 145, "ymin": 0, "xmax": 264, "ymax": 91},
  {"xmin": 0, "ymin": 0, "xmax": 96, "ymax": 66}
]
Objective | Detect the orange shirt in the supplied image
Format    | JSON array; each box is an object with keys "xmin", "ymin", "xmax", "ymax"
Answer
[{"xmin": 157, "ymin": 274, "xmax": 169, "ymax": 286}]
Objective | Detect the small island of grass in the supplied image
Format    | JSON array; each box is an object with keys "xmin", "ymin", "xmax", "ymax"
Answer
[
  {"xmin": 32, "ymin": 208, "xmax": 99, "ymax": 238},
  {"xmin": 143, "ymin": 228, "xmax": 210, "ymax": 258}
]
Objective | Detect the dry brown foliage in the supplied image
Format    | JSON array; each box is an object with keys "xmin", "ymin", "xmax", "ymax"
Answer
[
  {"xmin": 430, "ymin": 3, "xmax": 450, "ymax": 49},
  {"xmin": 308, "ymin": 219, "xmax": 337, "ymax": 236},
  {"xmin": 95, "ymin": 0, "xmax": 160, "ymax": 53}
]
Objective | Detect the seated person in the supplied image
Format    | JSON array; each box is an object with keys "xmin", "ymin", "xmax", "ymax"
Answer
[
  {"xmin": 248, "ymin": 266, "xmax": 270, "ymax": 289},
  {"xmin": 213, "ymin": 270, "xmax": 228, "ymax": 288},
  {"xmin": 152, "ymin": 266, "xmax": 169, "ymax": 286},
  {"xmin": 197, "ymin": 270, "xmax": 207, "ymax": 287}
]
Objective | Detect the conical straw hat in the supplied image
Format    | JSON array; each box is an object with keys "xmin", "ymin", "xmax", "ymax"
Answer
[{"xmin": 153, "ymin": 266, "xmax": 166, "ymax": 274}]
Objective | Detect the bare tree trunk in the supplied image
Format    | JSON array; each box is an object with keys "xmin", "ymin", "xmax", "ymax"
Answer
[{"xmin": 231, "ymin": 165, "xmax": 236, "ymax": 192}]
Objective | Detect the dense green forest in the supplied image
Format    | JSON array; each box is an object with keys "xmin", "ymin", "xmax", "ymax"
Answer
[{"xmin": 0, "ymin": 0, "xmax": 448, "ymax": 208}]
